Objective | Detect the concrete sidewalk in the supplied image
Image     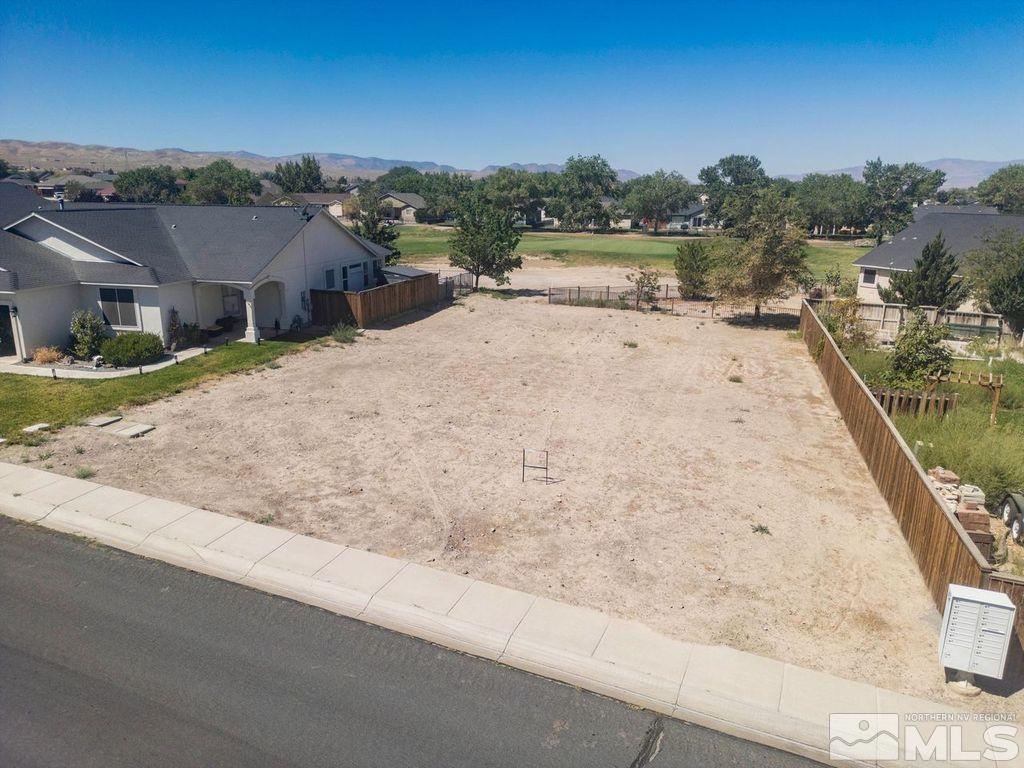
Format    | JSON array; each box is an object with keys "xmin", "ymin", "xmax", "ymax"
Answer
[{"xmin": 0, "ymin": 461, "xmax": 1013, "ymax": 767}]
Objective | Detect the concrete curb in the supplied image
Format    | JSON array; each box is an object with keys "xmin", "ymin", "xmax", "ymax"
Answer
[{"xmin": 0, "ymin": 462, "xmax": 1005, "ymax": 767}]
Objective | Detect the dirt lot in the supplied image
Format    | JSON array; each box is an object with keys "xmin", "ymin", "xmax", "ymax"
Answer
[{"xmin": 11, "ymin": 294, "xmax": 1003, "ymax": 710}]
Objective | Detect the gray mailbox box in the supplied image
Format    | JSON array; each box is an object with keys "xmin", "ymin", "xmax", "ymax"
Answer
[{"xmin": 939, "ymin": 584, "xmax": 1016, "ymax": 680}]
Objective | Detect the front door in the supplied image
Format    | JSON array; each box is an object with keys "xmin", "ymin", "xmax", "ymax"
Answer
[{"xmin": 0, "ymin": 307, "xmax": 15, "ymax": 357}]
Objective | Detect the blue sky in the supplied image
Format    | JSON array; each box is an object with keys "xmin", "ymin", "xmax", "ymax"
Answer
[{"xmin": 1, "ymin": 1, "xmax": 1022, "ymax": 177}]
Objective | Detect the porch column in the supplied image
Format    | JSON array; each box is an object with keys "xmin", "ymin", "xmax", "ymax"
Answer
[{"xmin": 242, "ymin": 288, "xmax": 260, "ymax": 343}]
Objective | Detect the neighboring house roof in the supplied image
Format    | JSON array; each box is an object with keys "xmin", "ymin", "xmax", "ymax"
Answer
[
  {"xmin": 351, "ymin": 233, "xmax": 393, "ymax": 260},
  {"xmin": 36, "ymin": 174, "xmax": 111, "ymax": 190},
  {"xmin": 258, "ymin": 192, "xmax": 351, "ymax": 207},
  {"xmin": 671, "ymin": 202, "xmax": 706, "ymax": 218},
  {"xmin": 854, "ymin": 213, "xmax": 1024, "ymax": 272},
  {"xmin": 3, "ymin": 175, "xmax": 38, "ymax": 188},
  {"xmin": 383, "ymin": 265, "xmax": 432, "ymax": 280},
  {"xmin": 0, "ymin": 181, "xmax": 56, "ymax": 227},
  {"xmin": 381, "ymin": 191, "xmax": 426, "ymax": 209},
  {"xmin": 913, "ymin": 203, "xmax": 998, "ymax": 221}
]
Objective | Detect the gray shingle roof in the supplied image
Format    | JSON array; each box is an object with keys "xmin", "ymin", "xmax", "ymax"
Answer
[
  {"xmin": 0, "ymin": 229, "xmax": 77, "ymax": 291},
  {"xmin": 0, "ymin": 181, "xmax": 57, "ymax": 227},
  {"xmin": 913, "ymin": 203, "xmax": 998, "ymax": 221},
  {"xmin": 854, "ymin": 213, "xmax": 1024, "ymax": 272},
  {"xmin": 382, "ymin": 191, "xmax": 426, "ymax": 209}
]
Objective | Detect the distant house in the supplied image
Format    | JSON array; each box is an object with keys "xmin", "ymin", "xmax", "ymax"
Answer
[
  {"xmin": 257, "ymin": 192, "xmax": 353, "ymax": 220},
  {"xmin": 34, "ymin": 174, "xmax": 115, "ymax": 201},
  {"xmin": 853, "ymin": 209, "xmax": 1024, "ymax": 309},
  {"xmin": 666, "ymin": 196, "xmax": 719, "ymax": 232},
  {"xmin": 912, "ymin": 202, "xmax": 998, "ymax": 221},
  {"xmin": 0, "ymin": 181, "xmax": 387, "ymax": 360},
  {"xmin": 380, "ymin": 191, "xmax": 426, "ymax": 223}
]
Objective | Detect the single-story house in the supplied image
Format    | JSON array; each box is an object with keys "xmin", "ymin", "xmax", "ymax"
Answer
[
  {"xmin": 853, "ymin": 210, "xmax": 1024, "ymax": 308},
  {"xmin": 912, "ymin": 202, "xmax": 998, "ymax": 221},
  {"xmin": 380, "ymin": 191, "xmax": 426, "ymax": 223},
  {"xmin": 34, "ymin": 174, "xmax": 116, "ymax": 200},
  {"xmin": 257, "ymin": 192, "xmax": 353, "ymax": 220},
  {"xmin": 0, "ymin": 181, "xmax": 389, "ymax": 360}
]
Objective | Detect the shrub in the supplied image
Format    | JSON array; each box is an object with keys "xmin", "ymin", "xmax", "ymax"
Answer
[
  {"xmin": 331, "ymin": 323, "xmax": 360, "ymax": 344},
  {"xmin": 100, "ymin": 332, "xmax": 164, "ymax": 367},
  {"xmin": 881, "ymin": 310, "xmax": 952, "ymax": 388},
  {"xmin": 819, "ymin": 297, "xmax": 871, "ymax": 354},
  {"xmin": 74, "ymin": 466, "xmax": 96, "ymax": 479},
  {"xmin": 32, "ymin": 346, "xmax": 62, "ymax": 364},
  {"xmin": 69, "ymin": 310, "xmax": 108, "ymax": 359}
]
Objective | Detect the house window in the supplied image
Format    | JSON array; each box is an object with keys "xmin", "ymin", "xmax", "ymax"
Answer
[
  {"xmin": 862, "ymin": 269, "xmax": 877, "ymax": 285},
  {"xmin": 99, "ymin": 288, "xmax": 137, "ymax": 328},
  {"xmin": 325, "ymin": 268, "xmax": 336, "ymax": 290},
  {"xmin": 342, "ymin": 265, "xmax": 349, "ymax": 291}
]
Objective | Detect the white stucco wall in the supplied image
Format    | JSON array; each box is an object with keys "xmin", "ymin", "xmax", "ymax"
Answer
[
  {"xmin": 157, "ymin": 281, "xmax": 198, "ymax": 343},
  {"xmin": 856, "ymin": 267, "xmax": 890, "ymax": 303},
  {"xmin": 257, "ymin": 213, "xmax": 382, "ymax": 324},
  {"xmin": 11, "ymin": 283, "xmax": 84, "ymax": 356}
]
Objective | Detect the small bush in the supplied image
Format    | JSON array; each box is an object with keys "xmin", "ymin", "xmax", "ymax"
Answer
[
  {"xmin": 623, "ymin": 340, "xmax": 638, "ymax": 348},
  {"xmin": 331, "ymin": 323, "xmax": 360, "ymax": 344},
  {"xmin": 74, "ymin": 466, "xmax": 96, "ymax": 479},
  {"xmin": 32, "ymin": 346, "xmax": 62, "ymax": 364},
  {"xmin": 751, "ymin": 524, "xmax": 771, "ymax": 535},
  {"xmin": 100, "ymin": 332, "xmax": 164, "ymax": 367},
  {"xmin": 69, "ymin": 310, "xmax": 108, "ymax": 359},
  {"xmin": 728, "ymin": 374, "xmax": 743, "ymax": 383}
]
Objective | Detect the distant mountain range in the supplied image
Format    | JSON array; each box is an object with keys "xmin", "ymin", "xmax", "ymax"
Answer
[
  {"xmin": 781, "ymin": 158, "xmax": 1024, "ymax": 189},
  {"xmin": 0, "ymin": 139, "xmax": 640, "ymax": 181},
  {"xmin": 2, "ymin": 140, "xmax": 1016, "ymax": 188}
]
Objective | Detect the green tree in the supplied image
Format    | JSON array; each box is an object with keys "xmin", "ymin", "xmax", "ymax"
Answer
[
  {"xmin": 862, "ymin": 158, "xmax": 945, "ymax": 243},
  {"xmin": 69, "ymin": 310, "xmax": 107, "ymax": 359},
  {"xmin": 414, "ymin": 172, "xmax": 476, "ymax": 223},
  {"xmin": 479, "ymin": 168, "xmax": 547, "ymax": 224},
  {"xmin": 375, "ymin": 166, "xmax": 426, "ymax": 194},
  {"xmin": 963, "ymin": 230, "xmax": 1024, "ymax": 334},
  {"xmin": 674, "ymin": 241, "xmax": 711, "ymax": 298},
  {"xmin": 62, "ymin": 180, "xmax": 102, "ymax": 203},
  {"xmin": 0, "ymin": 158, "xmax": 11, "ymax": 178},
  {"xmin": 877, "ymin": 233, "xmax": 968, "ymax": 310},
  {"xmin": 710, "ymin": 188, "xmax": 809, "ymax": 323},
  {"xmin": 621, "ymin": 170, "xmax": 694, "ymax": 233},
  {"xmin": 547, "ymin": 154, "xmax": 618, "ymax": 230},
  {"xmin": 351, "ymin": 183, "xmax": 400, "ymax": 264},
  {"xmin": 182, "ymin": 160, "xmax": 261, "ymax": 205},
  {"xmin": 625, "ymin": 264, "xmax": 661, "ymax": 310},
  {"xmin": 794, "ymin": 173, "xmax": 869, "ymax": 235},
  {"xmin": 114, "ymin": 165, "xmax": 180, "ymax": 203},
  {"xmin": 697, "ymin": 155, "xmax": 771, "ymax": 230},
  {"xmin": 274, "ymin": 154, "xmax": 325, "ymax": 193},
  {"xmin": 448, "ymin": 192, "xmax": 522, "ymax": 289},
  {"xmin": 882, "ymin": 310, "xmax": 952, "ymax": 388},
  {"xmin": 977, "ymin": 164, "xmax": 1024, "ymax": 214}
]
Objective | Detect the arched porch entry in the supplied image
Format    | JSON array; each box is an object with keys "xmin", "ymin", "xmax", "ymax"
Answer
[{"xmin": 253, "ymin": 279, "xmax": 285, "ymax": 336}]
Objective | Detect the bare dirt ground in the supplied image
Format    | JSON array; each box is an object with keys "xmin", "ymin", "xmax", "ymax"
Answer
[
  {"xmin": 414, "ymin": 254, "xmax": 648, "ymax": 292},
  {"xmin": 13, "ymin": 295, "xmax": 1014, "ymax": 711}
]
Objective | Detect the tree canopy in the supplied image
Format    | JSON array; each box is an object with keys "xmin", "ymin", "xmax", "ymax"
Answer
[
  {"xmin": 274, "ymin": 154, "xmax": 325, "ymax": 194},
  {"xmin": 962, "ymin": 229, "xmax": 1024, "ymax": 333},
  {"xmin": 793, "ymin": 173, "xmax": 869, "ymax": 235},
  {"xmin": 697, "ymin": 154, "xmax": 771, "ymax": 230},
  {"xmin": 448, "ymin": 191, "xmax": 522, "ymax": 288},
  {"xmin": 546, "ymin": 154, "xmax": 618, "ymax": 230},
  {"xmin": 977, "ymin": 164, "xmax": 1024, "ymax": 214},
  {"xmin": 351, "ymin": 183, "xmax": 400, "ymax": 264},
  {"xmin": 877, "ymin": 232, "xmax": 968, "ymax": 310},
  {"xmin": 862, "ymin": 158, "xmax": 945, "ymax": 243},
  {"xmin": 621, "ymin": 170, "xmax": 694, "ymax": 232},
  {"xmin": 181, "ymin": 160, "xmax": 261, "ymax": 205},
  {"xmin": 114, "ymin": 165, "xmax": 180, "ymax": 203},
  {"xmin": 375, "ymin": 166, "xmax": 426, "ymax": 194}
]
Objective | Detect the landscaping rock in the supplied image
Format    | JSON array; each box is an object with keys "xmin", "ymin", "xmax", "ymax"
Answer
[
  {"xmin": 22, "ymin": 423, "xmax": 50, "ymax": 434},
  {"xmin": 928, "ymin": 466, "xmax": 960, "ymax": 485},
  {"xmin": 956, "ymin": 509, "xmax": 990, "ymax": 532},
  {"xmin": 958, "ymin": 484, "xmax": 986, "ymax": 506}
]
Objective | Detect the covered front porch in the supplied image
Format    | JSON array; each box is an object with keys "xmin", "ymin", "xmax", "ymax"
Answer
[{"xmin": 193, "ymin": 279, "xmax": 286, "ymax": 343}]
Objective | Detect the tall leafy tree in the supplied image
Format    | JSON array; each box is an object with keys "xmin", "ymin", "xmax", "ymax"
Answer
[
  {"xmin": 877, "ymin": 232, "xmax": 968, "ymax": 310},
  {"xmin": 621, "ymin": 170, "xmax": 694, "ymax": 233},
  {"xmin": 375, "ymin": 166, "xmax": 426, "ymax": 194},
  {"xmin": 0, "ymin": 158, "xmax": 11, "ymax": 178},
  {"xmin": 274, "ymin": 154, "xmax": 326, "ymax": 193},
  {"xmin": 710, "ymin": 188, "xmax": 809, "ymax": 323},
  {"xmin": 182, "ymin": 160, "xmax": 261, "ymax": 205},
  {"xmin": 862, "ymin": 158, "xmax": 945, "ymax": 243},
  {"xmin": 977, "ymin": 164, "xmax": 1024, "ymax": 214},
  {"xmin": 414, "ymin": 172, "xmax": 476, "ymax": 223},
  {"xmin": 697, "ymin": 154, "xmax": 771, "ymax": 230},
  {"xmin": 479, "ymin": 168, "xmax": 547, "ymax": 224},
  {"xmin": 963, "ymin": 230, "xmax": 1024, "ymax": 333},
  {"xmin": 794, "ymin": 173, "xmax": 869, "ymax": 235},
  {"xmin": 114, "ymin": 165, "xmax": 180, "ymax": 203},
  {"xmin": 547, "ymin": 154, "xmax": 618, "ymax": 230},
  {"xmin": 351, "ymin": 183, "xmax": 400, "ymax": 264},
  {"xmin": 448, "ymin": 191, "xmax": 522, "ymax": 289}
]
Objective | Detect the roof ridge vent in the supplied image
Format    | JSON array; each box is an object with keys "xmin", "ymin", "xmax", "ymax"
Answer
[{"xmin": 252, "ymin": 214, "xmax": 259, "ymax": 221}]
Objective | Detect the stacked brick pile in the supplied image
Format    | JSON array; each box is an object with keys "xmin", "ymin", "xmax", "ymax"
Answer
[{"xmin": 927, "ymin": 467, "xmax": 994, "ymax": 561}]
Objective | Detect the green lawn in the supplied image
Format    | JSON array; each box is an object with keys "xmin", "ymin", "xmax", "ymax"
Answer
[
  {"xmin": 396, "ymin": 225, "xmax": 869, "ymax": 280},
  {"xmin": 846, "ymin": 349, "xmax": 1024, "ymax": 505},
  {"xmin": 0, "ymin": 338, "xmax": 311, "ymax": 441}
]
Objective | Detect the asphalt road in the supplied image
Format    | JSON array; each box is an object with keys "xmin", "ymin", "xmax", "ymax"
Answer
[{"xmin": 0, "ymin": 518, "xmax": 822, "ymax": 767}]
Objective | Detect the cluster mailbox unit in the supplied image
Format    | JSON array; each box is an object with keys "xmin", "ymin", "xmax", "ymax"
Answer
[{"xmin": 939, "ymin": 584, "xmax": 1016, "ymax": 680}]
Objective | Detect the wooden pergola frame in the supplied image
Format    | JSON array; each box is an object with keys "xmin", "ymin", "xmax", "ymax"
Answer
[{"xmin": 927, "ymin": 370, "xmax": 1005, "ymax": 426}]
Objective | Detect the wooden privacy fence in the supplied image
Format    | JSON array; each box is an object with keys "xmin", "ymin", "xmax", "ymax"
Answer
[
  {"xmin": 870, "ymin": 388, "xmax": 958, "ymax": 418},
  {"xmin": 311, "ymin": 272, "xmax": 442, "ymax": 328},
  {"xmin": 799, "ymin": 301, "xmax": 1024, "ymax": 648},
  {"xmin": 807, "ymin": 298, "xmax": 1004, "ymax": 343}
]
